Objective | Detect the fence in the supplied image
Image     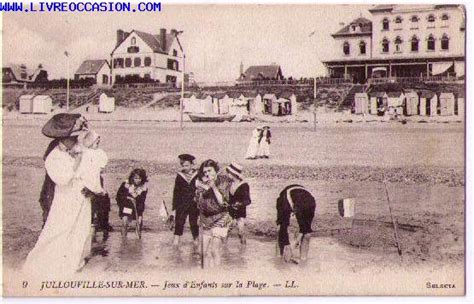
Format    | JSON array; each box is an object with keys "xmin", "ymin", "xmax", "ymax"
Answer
[{"xmin": 367, "ymin": 75, "xmax": 459, "ymax": 85}]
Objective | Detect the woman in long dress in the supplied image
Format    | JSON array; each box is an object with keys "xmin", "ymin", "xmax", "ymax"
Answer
[
  {"xmin": 22, "ymin": 136, "xmax": 103, "ymax": 276},
  {"xmin": 257, "ymin": 126, "xmax": 271, "ymax": 159},
  {"xmin": 245, "ymin": 127, "xmax": 261, "ymax": 159}
]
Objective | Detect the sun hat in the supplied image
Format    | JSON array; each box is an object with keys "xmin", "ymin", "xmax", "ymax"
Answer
[
  {"xmin": 41, "ymin": 113, "xmax": 82, "ymax": 138},
  {"xmin": 178, "ymin": 154, "xmax": 196, "ymax": 162},
  {"xmin": 226, "ymin": 162, "xmax": 243, "ymax": 180}
]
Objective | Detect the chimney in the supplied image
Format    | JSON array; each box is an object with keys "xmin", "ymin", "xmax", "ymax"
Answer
[
  {"xmin": 160, "ymin": 28, "xmax": 167, "ymax": 51},
  {"xmin": 116, "ymin": 29, "xmax": 124, "ymax": 47},
  {"xmin": 240, "ymin": 61, "xmax": 244, "ymax": 76}
]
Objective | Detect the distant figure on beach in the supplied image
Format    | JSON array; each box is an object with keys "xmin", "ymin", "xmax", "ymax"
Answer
[
  {"xmin": 38, "ymin": 113, "xmax": 88, "ymax": 227},
  {"xmin": 226, "ymin": 163, "xmax": 251, "ymax": 245},
  {"xmin": 257, "ymin": 125, "xmax": 271, "ymax": 159},
  {"xmin": 276, "ymin": 184, "xmax": 316, "ymax": 264},
  {"xmin": 195, "ymin": 159, "xmax": 232, "ymax": 268},
  {"xmin": 116, "ymin": 169, "xmax": 149, "ymax": 238},
  {"xmin": 172, "ymin": 154, "xmax": 199, "ymax": 249},
  {"xmin": 245, "ymin": 126, "xmax": 262, "ymax": 159}
]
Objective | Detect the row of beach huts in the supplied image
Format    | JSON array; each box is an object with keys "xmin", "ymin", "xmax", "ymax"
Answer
[
  {"xmin": 354, "ymin": 91, "xmax": 464, "ymax": 117},
  {"xmin": 182, "ymin": 92, "xmax": 298, "ymax": 117}
]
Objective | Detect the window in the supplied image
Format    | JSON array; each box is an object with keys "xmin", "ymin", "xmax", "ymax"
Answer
[
  {"xmin": 441, "ymin": 14, "xmax": 449, "ymax": 21},
  {"xmin": 411, "ymin": 36, "xmax": 419, "ymax": 52},
  {"xmin": 359, "ymin": 41, "xmax": 366, "ymax": 55},
  {"xmin": 394, "ymin": 36, "xmax": 402, "ymax": 52},
  {"xmin": 144, "ymin": 73, "xmax": 151, "ymax": 79},
  {"xmin": 114, "ymin": 58, "xmax": 124, "ymax": 68},
  {"xmin": 441, "ymin": 34, "xmax": 449, "ymax": 50},
  {"xmin": 131, "ymin": 37, "xmax": 136, "ymax": 45},
  {"xmin": 343, "ymin": 41, "xmax": 350, "ymax": 55},
  {"xmin": 410, "ymin": 15, "xmax": 419, "ymax": 22},
  {"xmin": 102, "ymin": 75, "xmax": 108, "ymax": 85},
  {"xmin": 382, "ymin": 38, "xmax": 389, "ymax": 53},
  {"xmin": 395, "ymin": 16, "xmax": 402, "ymax": 24},
  {"xmin": 134, "ymin": 57, "xmax": 141, "ymax": 67},
  {"xmin": 427, "ymin": 35, "xmax": 435, "ymax": 51},
  {"xmin": 382, "ymin": 18, "xmax": 389, "ymax": 30},
  {"xmin": 167, "ymin": 59, "xmax": 179, "ymax": 71},
  {"xmin": 144, "ymin": 57, "xmax": 152, "ymax": 67},
  {"xmin": 427, "ymin": 14, "xmax": 436, "ymax": 23},
  {"xmin": 173, "ymin": 49, "xmax": 178, "ymax": 56},
  {"xmin": 125, "ymin": 58, "xmax": 132, "ymax": 67}
]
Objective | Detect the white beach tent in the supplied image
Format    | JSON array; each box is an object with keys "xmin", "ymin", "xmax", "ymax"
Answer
[
  {"xmin": 32, "ymin": 95, "xmax": 53, "ymax": 114},
  {"xmin": 439, "ymin": 92, "xmax": 455, "ymax": 116},
  {"xmin": 354, "ymin": 92, "xmax": 369, "ymax": 114},
  {"xmin": 419, "ymin": 91, "xmax": 438, "ymax": 116},
  {"xmin": 98, "ymin": 93, "xmax": 115, "ymax": 113},
  {"xmin": 404, "ymin": 91, "xmax": 419, "ymax": 116},
  {"xmin": 19, "ymin": 95, "xmax": 35, "ymax": 113}
]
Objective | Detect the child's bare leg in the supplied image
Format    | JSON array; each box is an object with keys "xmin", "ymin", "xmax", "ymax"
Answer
[
  {"xmin": 173, "ymin": 235, "xmax": 181, "ymax": 246},
  {"xmin": 300, "ymin": 234, "xmax": 311, "ymax": 261},
  {"xmin": 211, "ymin": 237, "xmax": 222, "ymax": 266},
  {"xmin": 237, "ymin": 218, "xmax": 246, "ymax": 244},
  {"xmin": 202, "ymin": 233, "xmax": 213, "ymax": 268},
  {"xmin": 121, "ymin": 217, "xmax": 128, "ymax": 237}
]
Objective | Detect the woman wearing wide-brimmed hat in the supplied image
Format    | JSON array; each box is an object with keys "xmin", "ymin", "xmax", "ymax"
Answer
[
  {"xmin": 257, "ymin": 125, "xmax": 271, "ymax": 159},
  {"xmin": 23, "ymin": 113, "xmax": 100, "ymax": 275},
  {"xmin": 226, "ymin": 163, "xmax": 251, "ymax": 245},
  {"xmin": 245, "ymin": 126, "xmax": 261, "ymax": 159}
]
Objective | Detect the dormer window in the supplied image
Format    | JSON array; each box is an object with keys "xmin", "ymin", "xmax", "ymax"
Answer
[
  {"xmin": 382, "ymin": 18, "xmax": 390, "ymax": 30},
  {"xmin": 427, "ymin": 14, "xmax": 436, "ymax": 23},
  {"xmin": 394, "ymin": 36, "xmax": 403, "ymax": 52},
  {"xmin": 131, "ymin": 37, "xmax": 136, "ymax": 46},
  {"xmin": 173, "ymin": 49, "xmax": 178, "ymax": 56},
  {"xmin": 343, "ymin": 41, "xmax": 350, "ymax": 55},
  {"xmin": 382, "ymin": 38, "xmax": 389, "ymax": 53},
  {"xmin": 359, "ymin": 41, "xmax": 366, "ymax": 55},
  {"xmin": 395, "ymin": 16, "xmax": 403, "ymax": 24},
  {"xmin": 441, "ymin": 34, "xmax": 449, "ymax": 50},
  {"xmin": 441, "ymin": 14, "xmax": 449, "ymax": 21},
  {"xmin": 427, "ymin": 35, "xmax": 435, "ymax": 51},
  {"xmin": 410, "ymin": 15, "xmax": 419, "ymax": 22}
]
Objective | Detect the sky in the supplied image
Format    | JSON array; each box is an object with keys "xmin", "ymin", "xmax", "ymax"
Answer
[{"xmin": 2, "ymin": 4, "xmax": 373, "ymax": 82}]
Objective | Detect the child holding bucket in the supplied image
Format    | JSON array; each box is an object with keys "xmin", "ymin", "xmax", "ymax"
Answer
[{"xmin": 276, "ymin": 184, "xmax": 316, "ymax": 263}]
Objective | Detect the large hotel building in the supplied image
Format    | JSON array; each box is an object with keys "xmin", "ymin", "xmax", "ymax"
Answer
[{"xmin": 322, "ymin": 5, "xmax": 465, "ymax": 83}]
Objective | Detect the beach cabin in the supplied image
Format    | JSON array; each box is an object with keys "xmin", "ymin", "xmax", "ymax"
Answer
[
  {"xmin": 211, "ymin": 92, "xmax": 230, "ymax": 114},
  {"xmin": 439, "ymin": 92, "xmax": 455, "ymax": 116},
  {"xmin": 386, "ymin": 91, "xmax": 405, "ymax": 115},
  {"xmin": 182, "ymin": 92, "xmax": 195, "ymax": 113},
  {"xmin": 244, "ymin": 92, "xmax": 263, "ymax": 116},
  {"xmin": 456, "ymin": 92, "xmax": 464, "ymax": 117},
  {"xmin": 404, "ymin": 91, "xmax": 419, "ymax": 116},
  {"xmin": 98, "ymin": 93, "xmax": 115, "ymax": 113},
  {"xmin": 369, "ymin": 91, "xmax": 388, "ymax": 115},
  {"xmin": 227, "ymin": 92, "xmax": 249, "ymax": 116},
  {"xmin": 419, "ymin": 91, "xmax": 438, "ymax": 116},
  {"xmin": 354, "ymin": 93, "xmax": 369, "ymax": 114},
  {"xmin": 279, "ymin": 92, "xmax": 298, "ymax": 115},
  {"xmin": 32, "ymin": 95, "xmax": 52, "ymax": 114},
  {"xmin": 262, "ymin": 94, "xmax": 277, "ymax": 114},
  {"xmin": 19, "ymin": 95, "xmax": 35, "ymax": 113},
  {"xmin": 271, "ymin": 98, "xmax": 292, "ymax": 116},
  {"xmin": 197, "ymin": 93, "xmax": 214, "ymax": 114}
]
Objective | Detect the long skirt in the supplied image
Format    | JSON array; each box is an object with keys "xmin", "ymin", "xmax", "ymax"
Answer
[
  {"xmin": 258, "ymin": 141, "xmax": 270, "ymax": 158},
  {"xmin": 23, "ymin": 183, "xmax": 92, "ymax": 277},
  {"xmin": 245, "ymin": 137, "xmax": 259, "ymax": 159}
]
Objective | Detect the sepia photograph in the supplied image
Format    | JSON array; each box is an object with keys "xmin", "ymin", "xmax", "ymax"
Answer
[{"xmin": 1, "ymin": 1, "xmax": 467, "ymax": 297}]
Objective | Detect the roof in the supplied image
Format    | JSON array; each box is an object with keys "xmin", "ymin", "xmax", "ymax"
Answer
[
  {"xmin": 228, "ymin": 91, "xmax": 243, "ymax": 98},
  {"xmin": 240, "ymin": 65, "xmax": 282, "ymax": 81},
  {"xmin": 420, "ymin": 90, "xmax": 436, "ymax": 99},
  {"xmin": 405, "ymin": 91, "xmax": 419, "ymax": 97},
  {"xmin": 355, "ymin": 92, "xmax": 368, "ymax": 98},
  {"xmin": 75, "ymin": 60, "xmax": 108, "ymax": 75},
  {"xmin": 263, "ymin": 93, "xmax": 276, "ymax": 99},
  {"xmin": 242, "ymin": 91, "xmax": 259, "ymax": 98},
  {"xmin": 439, "ymin": 92, "xmax": 455, "ymax": 98},
  {"xmin": 371, "ymin": 91, "xmax": 387, "ymax": 98},
  {"xmin": 279, "ymin": 91, "xmax": 295, "ymax": 99},
  {"xmin": 3, "ymin": 64, "xmax": 45, "ymax": 83},
  {"xmin": 332, "ymin": 17, "xmax": 372, "ymax": 37},
  {"xmin": 212, "ymin": 92, "xmax": 228, "ymax": 99},
  {"xmin": 368, "ymin": 4, "xmax": 395, "ymax": 13},
  {"xmin": 387, "ymin": 91, "xmax": 404, "ymax": 98},
  {"xmin": 113, "ymin": 29, "xmax": 179, "ymax": 55}
]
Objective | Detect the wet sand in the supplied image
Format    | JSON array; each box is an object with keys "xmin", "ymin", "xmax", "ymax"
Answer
[{"xmin": 2, "ymin": 121, "xmax": 465, "ymax": 296}]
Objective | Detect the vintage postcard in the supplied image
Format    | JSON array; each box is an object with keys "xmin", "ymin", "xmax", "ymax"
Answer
[{"xmin": 1, "ymin": 2, "xmax": 466, "ymax": 297}]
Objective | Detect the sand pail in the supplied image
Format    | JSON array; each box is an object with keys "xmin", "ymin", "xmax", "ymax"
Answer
[{"xmin": 338, "ymin": 198, "xmax": 355, "ymax": 218}]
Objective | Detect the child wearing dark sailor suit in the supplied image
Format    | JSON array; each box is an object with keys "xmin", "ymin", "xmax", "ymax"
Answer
[
  {"xmin": 172, "ymin": 154, "xmax": 199, "ymax": 248},
  {"xmin": 226, "ymin": 163, "xmax": 251, "ymax": 245},
  {"xmin": 276, "ymin": 184, "xmax": 316, "ymax": 264}
]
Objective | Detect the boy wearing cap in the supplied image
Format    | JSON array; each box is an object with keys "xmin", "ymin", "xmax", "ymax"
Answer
[
  {"xmin": 276, "ymin": 184, "xmax": 316, "ymax": 263},
  {"xmin": 227, "ymin": 163, "xmax": 251, "ymax": 245},
  {"xmin": 172, "ymin": 154, "xmax": 199, "ymax": 248}
]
